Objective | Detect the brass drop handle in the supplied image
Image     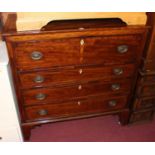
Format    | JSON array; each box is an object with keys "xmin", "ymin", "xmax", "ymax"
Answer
[
  {"xmin": 108, "ymin": 100, "xmax": 117, "ymax": 107},
  {"xmin": 38, "ymin": 109, "xmax": 48, "ymax": 116},
  {"xmin": 117, "ymin": 45, "xmax": 128, "ymax": 54},
  {"xmin": 111, "ymin": 84, "xmax": 120, "ymax": 91},
  {"xmin": 113, "ymin": 68, "xmax": 123, "ymax": 75},
  {"xmin": 34, "ymin": 75, "xmax": 44, "ymax": 83},
  {"xmin": 31, "ymin": 51, "xmax": 43, "ymax": 60},
  {"xmin": 35, "ymin": 93, "xmax": 46, "ymax": 100}
]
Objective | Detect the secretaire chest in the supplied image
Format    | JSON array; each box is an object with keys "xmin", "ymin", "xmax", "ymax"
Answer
[{"xmin": 2, "ymin": 15, "xmax": 149, "ymax": 140}]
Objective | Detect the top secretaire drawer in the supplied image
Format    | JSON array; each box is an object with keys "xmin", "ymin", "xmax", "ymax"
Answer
[{"xmin": 14, "ymin": 35, "xmax": 144, "ymax": 71}]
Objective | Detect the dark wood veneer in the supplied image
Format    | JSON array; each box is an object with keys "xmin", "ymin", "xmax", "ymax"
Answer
[{"xmin": 2, "ymin": 14, "xmax": 149, "ymax": 140}]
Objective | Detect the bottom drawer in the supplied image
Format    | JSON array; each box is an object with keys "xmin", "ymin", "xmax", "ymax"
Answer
[
  {"xmin": 130, "ymin": 110, "xmax": 154, "ymax": 123},
  {"xmin": 25, "ymin": 95, "xmax": 128, "ymax": 121}
]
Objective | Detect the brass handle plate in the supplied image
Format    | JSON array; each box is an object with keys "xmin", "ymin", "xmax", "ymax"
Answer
[
  {"xmin": 35, "ymin": 93, "xmax": 46, "ymax": 100},
  {"xmin": 113, "ymin": 68, "xmax": 123, "ymax": 75},
  {"xmin": 117, "ymin": 45, "xmax": 128, "ymax": 54},
  {"xmin": 34, "ymin": 75, "xmax": 44, "ymax": 83},
  {"xmin": 111, "ymin": 84, "xmax": 120, "ymax": 91},
  {"xmin": 38, "ymin": 109, "xmax": 48, "ymax": 116},
  {"xmin": 108, "ymin": 100, "xmax": 117, "ymax": 107},
  {"xmin": 31, "ymin": 51, "xmax": 43, "ymax": 60}
]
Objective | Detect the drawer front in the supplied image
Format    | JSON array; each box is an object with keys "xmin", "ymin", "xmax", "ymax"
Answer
[
  {"xmin": 83, "ymin": 35, "xmax": 142, "ymax": 65},
  {"xmin": 15, "ymin": 35, "xmax": 141, "ymax": 71},
  {"xmin": 130, "ymin": 110, "xmax": 154, "ymax": 123},
  {"xmin": 15, "ymin": 38, "xmax": 80, "ymax": 70},
  {"xmin": 22, "ymin": 79, "xmax": 132, "ymax": 106},
  {"xmin": 25, "ymin": 95, "xmax": 128, "ymax": 121},
  {"xmin": 137, "ymin": 84, "xmax": 155, "ymax": 97},
  {"xmin": 19, "ymin": 63, "xmax": 135, "ymax": 89}
]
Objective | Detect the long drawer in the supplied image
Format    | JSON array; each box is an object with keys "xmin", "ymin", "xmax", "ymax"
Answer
[
  {"xmin": 22, "ymin": 79, "xmax": 132, "ymax": 106},
  {"xmin": 19, "ymin": 63, "xmax": 135, "ymax": 89},
  {"xmin": 25, "ymin": 95, "xmax": 128, "ymax": 121},
  {"xmin": 14, "ymin": 35, "xmax": 141, "ymax": 70}
]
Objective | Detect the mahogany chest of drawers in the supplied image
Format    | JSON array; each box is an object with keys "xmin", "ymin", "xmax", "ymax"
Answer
[{"xmin": 3, "ymin": 15, "xmax": 149, "ymax": 140}]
